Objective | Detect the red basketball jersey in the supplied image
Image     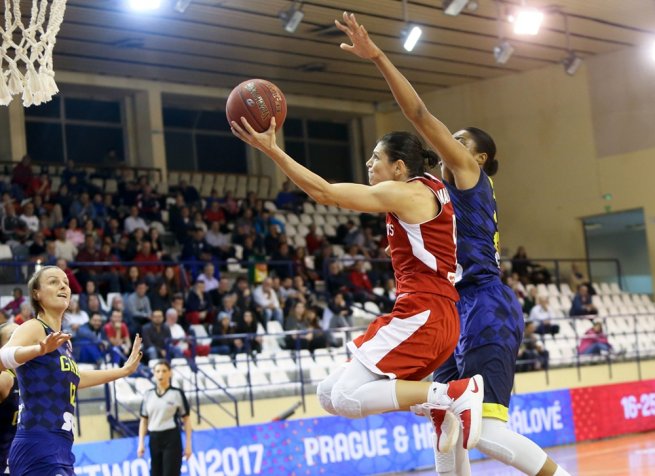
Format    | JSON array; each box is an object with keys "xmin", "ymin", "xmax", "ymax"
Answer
[{"xmin": 386, "ymin": 173, "xmax": 458, "ymax": 301}]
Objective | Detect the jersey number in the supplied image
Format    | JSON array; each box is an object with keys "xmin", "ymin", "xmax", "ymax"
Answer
[
  {"xmin": 11, "ymin": 410, "xmax": 18, "ymax": 426},
  {"xmin": 61, "ymin": 411, "xmax": 74, "ymax": 432},
  {"xmin": 70, "ymin": 382, "xmax": 77, "ymax": 406}
]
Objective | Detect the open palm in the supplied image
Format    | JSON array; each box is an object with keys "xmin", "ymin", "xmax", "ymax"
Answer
[{"xmin": 334, "ymin": 12, "xmax": 381, "ymax": 60}]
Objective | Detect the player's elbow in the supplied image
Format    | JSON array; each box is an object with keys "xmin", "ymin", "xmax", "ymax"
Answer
[{"xmin": 403, "ymin": 102, "xmax": 428, "ymax": 123}]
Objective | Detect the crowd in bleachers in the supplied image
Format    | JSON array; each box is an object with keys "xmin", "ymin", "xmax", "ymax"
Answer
[{"xmin": 0, "ymin": 156, "xmax": 397, "ymax": 367}]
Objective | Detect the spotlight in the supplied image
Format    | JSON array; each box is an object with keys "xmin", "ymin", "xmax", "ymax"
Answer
[
  {"xmin": 511, "ymin": 7, "xmax": 543, "ymax": 35},
  {"xmin": 563, "ymin": 51, "xmax": 582, "ymax": 75},
  {"xmin": 128, "ymin": 0, "xmax": 161, "ymax": 11},
  {"xmin": 279, "ymin": 1, "xmax": 304, "ymax": 34},
  {"xmin": 403, "ymin": 25, "xmax": 423, "ymax": 52},
  {"xmin": 493, "ymin": 40, "xmax": 514, "ymax": 64},
  {"xmin": 174, "ymin": 0, "xmax": 192, "ymax": 13},
  {"xmin": 443, "ymin": 0, "xmax": 470, "ymax": 16}
]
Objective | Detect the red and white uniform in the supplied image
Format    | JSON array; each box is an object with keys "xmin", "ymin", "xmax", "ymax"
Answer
[{"xmin": 348, "ymin": 174, "xmax": 460, "ymax": 380}]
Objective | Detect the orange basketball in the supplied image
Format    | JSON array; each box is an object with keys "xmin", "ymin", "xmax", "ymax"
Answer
[{"xmin": 226, "ymin": 79, "xmax": 287, "ymax": 133}]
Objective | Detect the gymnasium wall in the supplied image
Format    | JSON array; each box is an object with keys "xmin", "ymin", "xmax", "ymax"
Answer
[{"xmin": 373, "ymin": 46, "xmax": 655, "ymax": 292}]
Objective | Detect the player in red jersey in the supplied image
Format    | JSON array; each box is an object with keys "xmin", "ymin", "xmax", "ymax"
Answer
[{"xmin": 232, "ymin": 118, "xmax": 484, "ymax": 452}]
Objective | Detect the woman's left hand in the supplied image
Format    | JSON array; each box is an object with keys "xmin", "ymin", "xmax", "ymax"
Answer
[
  {"xmin": 122, "ymin": 334, "xmax": 143, "ymax": 376},
  {"xmin": 231, "ymin": 117, "xmax": 278, "ymax": 155}
]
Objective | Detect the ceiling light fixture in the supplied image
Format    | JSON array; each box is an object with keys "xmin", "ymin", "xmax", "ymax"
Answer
[
  {"xmin": 511, "ymin": 6, "xmax": 544, "ymax": 35},
  {"xmin": 174, "ymin": 0, "xmax": 192, "ymax": 13},
  {"xmin": 562, "ymin": 14, "xmax": 582, "ymax": 75},
  {"xmin": 401, "ymin": 0, "xmax": 422, "ymax": 52},
  {"xmin": 492, "ymin": 1, "xmax": 513, "ymax": 64},
  {"xmin": 128, "ymin": 0, "xmax": 161, "ymax": 11},
  {"xmin": 279, "ymin": 1, "xmax": 304, "ymax": 34},
  {"xmin": 443, "ymin": 0, "xmax": 470, "ymax": 16}
]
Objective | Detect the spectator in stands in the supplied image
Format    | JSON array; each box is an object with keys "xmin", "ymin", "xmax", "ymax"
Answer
[
  {"xmin": 1, "ymin": 201, "xmax": 20, "ymax": 241},
  {"xmin": 76, "ymin": 235, "xmax": 103, "ymax": 287},
  {"xmin": 62, "ymin": 160, "xmax": 86, "ymax": 186},
  {"xmin": 569, "ymin": 263, "xmax": 592, "ymax": 294},
  {"xmin": 578, "ymin": 321, "xmax": 614, "ymax": 356},
  {"xmin": 210, "ymin": 314, "xmax": 236, "ymax": 355},
  {"xmin": 283, "ymin": 300, "xmax": 309, "ymax": 349},
  {"xmin": 162, "ymin": 266, "xmax": 182, "ymax": 296},
  {"xmin": 570, "ymin": 284, "xmax": 598, "ymax": 317},
  {"xmin": 233, "ymin": 310, "xmax": 262, "ymax": 355},
  {"xmin": 270, "ymin": 242, "xmax": 294, "ymax": 279},
  {"xmin": 181, "ymin": 227, "xmax": 212, "ymax": 263},
  {"xmin": 184, "ymin": 279, "xmax": 214, "ymax": 327},
  {"xmin": 103, "ymin": 309, "xmax": 131, "ymax": 364},
  {"xmin": 124, "ymin": 205, "xmax": 149, "ymax": 234},
  {"xmin": 56, "ymin": 258, "xmax": 82, "ymax": 294},
  {"xmin": 148, "ymin": 227, "xmax": 169, "ymax": 261},
  {"xmin": 75, "ymin": 313, "xmax": 108, "ymax": 365},
  {"xmin": 517, "ymin": 321, "xmax": 549, "ymax": 372},
  {"xmin": 79, "ymin": 280, "xmax": 103, "ymax": 315},
  {"xmin": 263, "ymin": 223, "xmax": 283, "ymax": 255},
  {"xmin": 529, "ymin": 295, "xmax": 560, "ymax": 336},
  {"xmin": 133, "ymin": 240, "xmax": 162, "ymax": 284},
  {"xmin": 165, "ymin": 308, "xmax": 189, "ymax": 357},
  {"xmin": 28, "ymin": 232, "xmax": 47, "ymax": 262},
  {"xmin": 125, "ymin": 228, "xmax": 147, "ymax": 262},
  {"xmin": 191, "ymin": 211, "xmax": 208, "ymax": 234},
  {"xmin": 125, "ymin": 281, "xmax": 153, "ymax": 334},
  {"xmin": 522, "ymin": 286, "xmax": 538, "ymax": 315},
  {"xmin": 217, "ymin": 293, "xmax": 241, "ymax": 324},
  {"xmin": 254, "ymin": 208, "xmax": 285, "ymax": 237},
  {"xmin": 85, "ymin": 294, "xmax": 106, "ymax": 321},
  {"xmin": 3, "ymin": 287, "xmax": 25, "ymax": 317},
  {"xmin": 303, "ymin": 306, "xmax": 328, "ymax": 352},
  {"xmin": 170, "ymin": 203, "xmax": 193, "ymax": 244},
  {"xmin": 62, "ymin": 296, "xmax": 89, "ymax": 337},
  {"xmin": 275, "ymin": 180, "xmax": 300, "ymax": 212},
  {"xmin": 27, "ymin": 171, "xmax": 51, "ymax": 199},
  {"xmin": 65, "ymin": 217, "xmax": 85, "ymax": 248},
  {"xmin": 82, "ymin": 219, "xmax": 101, "ymax": 244},
  {"xmin": 196, "ymin": 262, "xmax": 219, "ymax": 297},
  {"xmin": 206, "ymin": 220, "xmax": 234, "ymax": 260},
  {"xmin": 52, "ymin": 183, "xmax": 74, "ymax": 223},
  {"xmin": 347, "ymin": 259, "xmax": 376, "ymax": 302},
  {"xmin": 328, "ymin": 292, "xmax": 353, "ymax": 329},
  {"xmin": 220, "ymin": 190, "xmax": 240, "ymax": 221},
  {"xmin": 305, "ymin": 224, "xmax": 324, "ymax": 256},
  {"xmin": 511, "ymin": 246, "xmax": 532, "ymax": 283},
  {"xmin": 149, "ymin": 281, "xmax": 172, "ymax": 313},
  {"xmin": 203, "ymin": 201, "xmax": 225, "ymax": 225},
  {"xmin": 107, "ymin": 294, "xmax": 125, "ymax": 318},
  {"xmin": 279, "ymin": 277, "xmax": 305, "ymax": 310},
  {"xmin": 325, "ymin": 261, "xmax": 352, "ymax": 301},
  {"xmin": 136, "ymin": 184, "xmax": 161, "ymax": 222},
  {"xmin": 18, "ymin": 202, "xmax": 39, "ymax": 234},
  {"xmin": 69, "ymin": 192, "xmax": 96, "ymax": 225},
  {"xmin": 92, "ymin": 193, "xmax": 108, "ymax": 228},
  {"xmin": 121, "ymin": 265, "xmax": 142, "ymax": 295},
  {"xmin": 382, "ymin": 277, "xmax": 396, "ymax": 304},
  {"xmin": 142, "ymin": 309, "xmax": 180, "ymax": 361},
  {"xmin": 10, "ymin": 155, "xmax": 33, "ymax": 197},
  {"xmin": 253, "ymin": 277, "xmax": 283, "ymax": 328},
  {"xmin": 292, "ymin": 246, "xmax": 320, "ymax": 285},
  {"xmin": 170, "ymin": 293, "xmax": 186, "ymax": 328},
  {"xmin": 178, "ymin": 179, "xmax": 200, "ymax": 207},
  {"xmin": 104, "ymin": 217, "xmax": 123, "ymax": 245},
  {"xmin": 14, "ymin": 302, "xmax": 33, "ymax": 325}
]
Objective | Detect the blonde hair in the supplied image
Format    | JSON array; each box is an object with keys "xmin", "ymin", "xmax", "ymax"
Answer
[{"xmin": 27, "ymin": 265, "xmax": 60, "ymax": 317}]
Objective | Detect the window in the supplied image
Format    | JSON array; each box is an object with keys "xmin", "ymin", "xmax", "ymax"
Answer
[
  {"xmin": 24, "ymin": 96, "xmax": 124, "ymax": 165},
  {"xmin": 163, "ymin": 107, "xmax": 246, "ymax": 172},
  {"xmin": 283, "ymin": 118, "xmax": 352, "ymax": 182}
]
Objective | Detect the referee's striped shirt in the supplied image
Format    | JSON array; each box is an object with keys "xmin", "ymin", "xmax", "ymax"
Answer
[{"xmin": 140, "ymin": 386, "xmax": 189, "ymax": 432}]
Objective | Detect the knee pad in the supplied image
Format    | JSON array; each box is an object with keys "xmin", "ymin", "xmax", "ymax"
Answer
[
  {"xmin": 331, "ymin": 386, "xmax": 363, "ymax": 419},
  {"xmin": 316, "ymin": 381, "xmax": 337, "ymax": 415},
  {"xmin": 476, "ymin": 418, "xmax": 546, "ymax": 475}
]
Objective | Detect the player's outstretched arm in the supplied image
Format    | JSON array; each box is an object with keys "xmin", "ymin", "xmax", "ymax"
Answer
[
  {"xmin": 1, "ymin": 322, "xmax": 71, "ymax": 371},
  {"xmin": 335, "ymin": 12, "xmax": 479, "ymax": 187},
  {"xmin": 79, "ymin": 335, "xmax": 143, "ymax": 389},
  {"xmin": 231, "ymin": 117, "xmax": 416, "ymax": 215}
]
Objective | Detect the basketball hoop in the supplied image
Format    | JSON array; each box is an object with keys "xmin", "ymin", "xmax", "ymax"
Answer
[{"xmin": 0, "ymin": 0, "xmax": 67, "ymax": 107}]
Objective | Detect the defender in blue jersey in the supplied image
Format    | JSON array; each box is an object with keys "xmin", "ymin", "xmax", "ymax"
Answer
[
  {"xmin": 3, "ymin": 266, "xmax": 142, "ymax": 476},
  {"xmin": 1, "ymin": 323, "xmax": 20, "ymax": 474},
  {"xmin": 337, "ymin": 12, "xmax": 570, "ymax": 476}
]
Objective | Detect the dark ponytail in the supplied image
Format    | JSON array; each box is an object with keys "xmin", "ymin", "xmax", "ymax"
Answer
[
  {"xmin": 464, "ymin": 127, "xmax": 499, "ymax": 177},
  {"xmin": 377, "ymin": 131, "xmax": 436, "ymax": 177}
]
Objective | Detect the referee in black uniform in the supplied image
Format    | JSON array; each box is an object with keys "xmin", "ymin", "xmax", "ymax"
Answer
[{"xmin": 137, "ymin": 360, "xmax": 192, "ymax": 476}]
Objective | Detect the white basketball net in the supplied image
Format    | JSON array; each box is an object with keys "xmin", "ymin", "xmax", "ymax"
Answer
[{"xmin": 0, "ymin": 0, "xmax": 67, "ymax": 107}]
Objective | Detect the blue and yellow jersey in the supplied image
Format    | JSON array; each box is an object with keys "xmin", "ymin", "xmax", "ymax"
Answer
[
  {"xmin": 15, "ymin": 319, "xmax": 80, "ymax": 440},
  {"xmin": 443, "ymin": 169, "xmax": 501, "ymax": 291},
  {"xmin": 0, "ymin": 372, "xmax": 19, "ymax": 471}
]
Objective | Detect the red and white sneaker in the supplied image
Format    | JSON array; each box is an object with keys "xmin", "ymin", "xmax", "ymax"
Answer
[
  {"xmin": 447, "ymin": 374, "xmax": 484, "ymax": 450},
  {"xmin": 411, "ymin": 403, "xmax": 459, "ymax": 453}
]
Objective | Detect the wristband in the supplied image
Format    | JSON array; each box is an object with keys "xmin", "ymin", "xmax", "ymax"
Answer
[{"xmin": 0, "ymin": 346, "xmax": 23, "ymax": 369}]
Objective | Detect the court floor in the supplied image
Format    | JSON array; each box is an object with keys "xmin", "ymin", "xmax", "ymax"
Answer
[{"xmin": 404, "ymin": 431, "xmax": 655, "ymax": 475}]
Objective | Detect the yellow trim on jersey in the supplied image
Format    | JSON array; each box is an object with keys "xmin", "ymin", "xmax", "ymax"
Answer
[{"xmin": 483, "ymin": 402, "xmax": 509, "ymax": 422}]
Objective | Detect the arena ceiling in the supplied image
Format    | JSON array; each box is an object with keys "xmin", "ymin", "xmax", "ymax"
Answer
[{"xmin": 16, "ymin": 0, "xmax": 655, "ymax": 105}]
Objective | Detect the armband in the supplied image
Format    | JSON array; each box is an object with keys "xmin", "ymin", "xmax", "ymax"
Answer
[{"xmin": 0, "ymin": 346, "xmax": 22, "ymax": 369}]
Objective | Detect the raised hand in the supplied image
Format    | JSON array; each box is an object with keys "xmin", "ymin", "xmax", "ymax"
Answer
[
  {"xmin": 231, "ymin": 117, "xmax": 278, "ymax": 155},
  {"xmin": 334, "ymin": 12, "xmax": 382, "ymax": 60},
  {"xmin": 39, "ymin": 331, "xmax": 72, "ymax": 355},
  {"xmin": 122, "ymin": 334, "xmax": 143, "ymax": 376}
]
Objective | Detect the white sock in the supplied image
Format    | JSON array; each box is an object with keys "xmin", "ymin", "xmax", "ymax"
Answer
[
  {"xmin": 427, "ymin": 382, "xmax": 449, "ymax": 404},
  {"xmin": 554, "ymin": 466, "xmax": 572, "ymax": 476}
]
